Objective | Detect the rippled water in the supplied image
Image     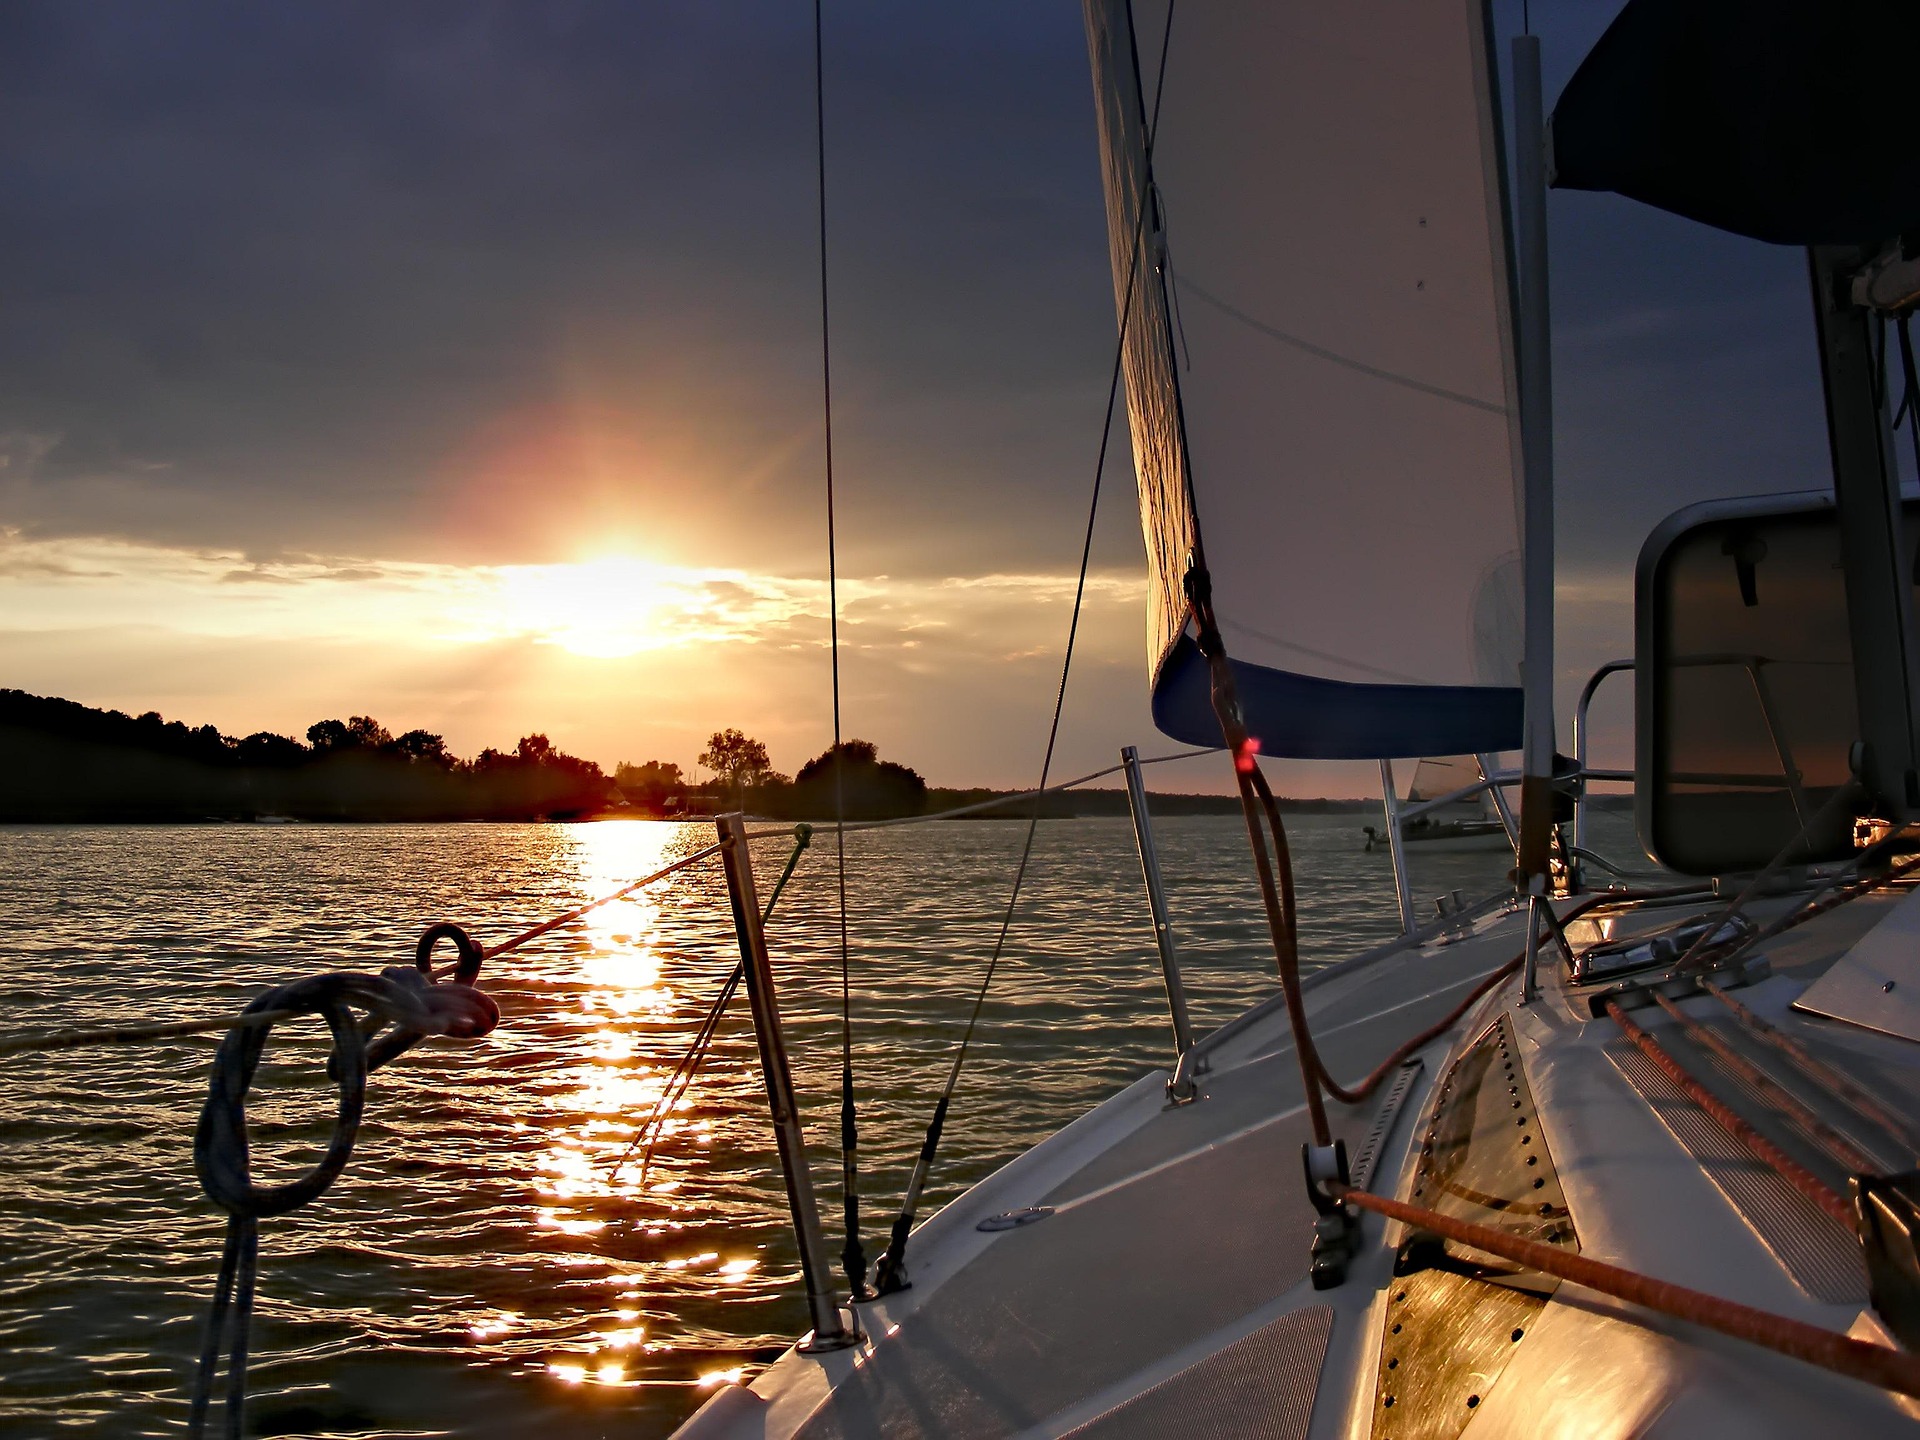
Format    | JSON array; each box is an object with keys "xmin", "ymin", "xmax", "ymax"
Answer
[{"xmin": 0, "ymin": 812, "xmax": 1540, "ymax": 1436}]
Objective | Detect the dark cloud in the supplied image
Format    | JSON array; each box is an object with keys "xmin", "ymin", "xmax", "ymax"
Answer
[
  {"xmin": 0, "ymin": 1, "xmax": 1118, "ymax": 574},
  {"xmin": 0, "ymin": 0, "xmax": 1890, "ymax": 795}
]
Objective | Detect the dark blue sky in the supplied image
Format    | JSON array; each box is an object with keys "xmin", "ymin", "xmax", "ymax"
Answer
[{"xmin": 0, "ymin": 1, "xmax": 1881, "ymax": 788}]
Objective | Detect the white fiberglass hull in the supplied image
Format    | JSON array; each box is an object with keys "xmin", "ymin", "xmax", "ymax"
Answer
[{"xmin": 677, "ymin": 881, "xmax": 1920, "ymax": 1440}]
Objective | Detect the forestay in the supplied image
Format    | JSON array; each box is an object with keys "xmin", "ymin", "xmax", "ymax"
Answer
[{"xmin": 1083, "ymin": 0, "xmax": 1526, "ymax": 758}]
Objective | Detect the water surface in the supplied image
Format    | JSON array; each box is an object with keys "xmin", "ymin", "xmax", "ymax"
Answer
[{"xmin": 0, "ymin": 811, "xmax": 1554, "ymax": 1435}]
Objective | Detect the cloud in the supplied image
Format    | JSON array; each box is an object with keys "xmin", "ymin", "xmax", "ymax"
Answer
[
  {"xmin": 0, "ymin": 2, "xmax": 1118, "ymax": 578},
  {"xmin": 0, "ymin": 527, "xmax": 1162, "ymax": 783}
]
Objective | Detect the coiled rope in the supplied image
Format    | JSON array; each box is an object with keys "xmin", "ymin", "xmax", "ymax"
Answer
[
  {"xmin": 188, "ymin": 928, "xmax": 498, "ymax": 1440},
  {"xmin": 0, "ymin": 835, "xmax": 763, "ymax": 1438}
]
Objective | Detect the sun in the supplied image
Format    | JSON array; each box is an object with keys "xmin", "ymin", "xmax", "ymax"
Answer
[{"xmin": 493, "ymin": 555, "xmax": 685, "ymax": 658}]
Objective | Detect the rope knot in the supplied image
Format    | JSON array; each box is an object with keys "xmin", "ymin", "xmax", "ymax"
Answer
[
  {"xmin": 188, "ymin": 924, "xmax": 496, "ymax": 1439},
  {"xmin": 359, "ymin": 922, "xmax": 497, "ymax": 1073}
]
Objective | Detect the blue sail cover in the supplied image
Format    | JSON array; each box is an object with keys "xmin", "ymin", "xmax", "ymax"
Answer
[
  {"xmin": 1152, "ymin": 637, "xmax": 1523, "ymax": 759},
  {"xmin": 1083, "ymin": 1, "xmax": 1527, "ymax": 759}
]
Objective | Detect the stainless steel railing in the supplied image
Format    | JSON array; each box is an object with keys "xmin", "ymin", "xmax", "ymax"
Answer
[
  {"xmin": 1572, "ymin": 659, "xmax": 1634, "ymax": 866},
  {"xmin": 1120, "ymin": 746, "xmax": 1205, "ymax": 1102},
  {"xmin": 715, "ymin": 813, "xmax": 862, "ymax": 1351}
]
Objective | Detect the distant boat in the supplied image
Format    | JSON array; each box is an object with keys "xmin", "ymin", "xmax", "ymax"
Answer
[{"xmin": 1363, "ymin": 755, "xmax": 1511, "ymax": 853}]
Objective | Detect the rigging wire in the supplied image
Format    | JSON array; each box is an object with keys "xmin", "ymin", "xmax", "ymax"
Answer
[
  {"xmin": 0, "ymin": 842, "xmax": 740, "ymax": 1060},
  {"xmin": 739, "ymin": 746, "xmax": 1220, "ymax": 838},
  {"xmin": 603, "ymin": 825, "xmax": 813, "ymax": 1189},
  {"xmin": 869, "ymin": 0, "xmax": 1181, "ymax": 1297},
  {"xmin": 811, "ymin": 0, "xmax": 869, "ymax": 1301},
  {"xmin": 1897, "ymin": 313, "xmax": 1920, "ymax": 484}
]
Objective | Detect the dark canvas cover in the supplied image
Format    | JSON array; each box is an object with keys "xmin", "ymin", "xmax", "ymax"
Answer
[{"xmin": 1551, "ymin": 0, "xmax": 1920, "ymax": 246}]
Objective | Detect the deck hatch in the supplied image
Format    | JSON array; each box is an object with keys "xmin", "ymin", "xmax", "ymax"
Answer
[{"xmin": 1371, "ymin": 1013, "xmax": 1578, "ymax": 1440}]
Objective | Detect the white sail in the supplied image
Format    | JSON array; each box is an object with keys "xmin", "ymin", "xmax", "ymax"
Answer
[
  {"xmin": 1407, "ymin": 755, "xmax": 1496, "ymax": 820},
  {"xmin": 1084, "ymin": 0, "xmax": 1526, "ymax": 758}
]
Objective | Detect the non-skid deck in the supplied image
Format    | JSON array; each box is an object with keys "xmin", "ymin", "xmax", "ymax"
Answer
[
  {"xmin": 766, "ymin": 916, "xmax": 1535, "ymax": 1440},
  {"xmin": 690, "ymin": 887, "xmax": 1920, "ymax": 1440}
]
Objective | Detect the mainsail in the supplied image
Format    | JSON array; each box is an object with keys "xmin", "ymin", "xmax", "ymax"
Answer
[
  {"xmin": 1084, "ymin": 1, "xmax": 1527, "ymax": 758},
  {"xmin": 1406, "ymin": 755, "xmax": 1497, "ymax": 821}
]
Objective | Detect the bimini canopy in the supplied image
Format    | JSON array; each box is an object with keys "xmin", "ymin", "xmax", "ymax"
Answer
[
  {"xmin": 1082, "ymin": 0, "xmax": 1527, "ymax": 759},
  {"xmin": 1551, "ymin": 0, "xmax": 1920, "ymax": 247}
]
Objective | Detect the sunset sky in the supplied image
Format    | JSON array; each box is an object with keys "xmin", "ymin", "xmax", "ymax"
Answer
[{"xmin": 0, "ymin": 2, "xmax": 1880, "ymax": 796}]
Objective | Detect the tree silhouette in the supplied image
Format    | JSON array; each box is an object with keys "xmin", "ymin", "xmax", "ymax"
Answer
[
  {"xmin": 699, "ymin": 728, "xmax": 773, "ymax": 804},
  {"xmin": 791, "ymin": 739, "xmax": 926, "ymax": 820},
  {"xmin": 615, "ymin": 759, "xmax": 687, "ymax": 812},
  {"xmin": 306, "ymin": 718, "xmax": 351, "ymax": 751},
  {"xmin": 307, "ymin": 716, "xmax": 394, "ymax": 752},
  {"xmin": 235, "ymin": 731, "xmax": 304, "ymax": 767},
  {"xmin": 0, "ymin": 688, "xmax": 621, "ymax": 821},
  {"xmin": 394, "ymin": 729, "xmax": 452, "ymax": 766}
]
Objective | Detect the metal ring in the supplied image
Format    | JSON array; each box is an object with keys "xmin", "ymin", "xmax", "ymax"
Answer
[{"xmin": 416, "ymin": 922, "xmax": 483, "ymax": 986}]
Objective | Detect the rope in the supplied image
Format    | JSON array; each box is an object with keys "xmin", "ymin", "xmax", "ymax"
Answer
[
  {"xmin": 1331, "ymin": 1181, "xmax": 1920, "ymax": 1401},
  {"xmin": 1646, "ymin": 989, "xmax": 1883, "ymax": 1175},
  {"xmin": 0, "ymin": 844, "xmax": 734, "ymax": 1063},
  {"xmin": 480, "ymin": 841, "xmax": 725, "ymax": 962},
  {"xmin": 1704, "ymin": 974, "xmax": 1920, "ymax": 1160},
  {"xmin": 1641, "ymin": 813, "xmax": 1920, "ymax": 1000},
  {"xmin": 1176, "ymin": 547, "xmax": 1340, "ymax": 1145},
  {"xmin": 4, "ymin": 832, "xmax": 813, "ymax": 1431},
  {"xmin": 1607, "ymin": 997, "xmax": 1853, "ymax": 1227},
  {"xmin": 604, "ymin": 826, "xmax": 813, "ymax": 1188},
  {"xmin": 188, "ymin": 960, "xmax": 498, "ymax": 1439},
  {"xmin": 867, "ymin": 0, "xmax": 1183, "ymax": 1297},
  {"xmin": 1669, "ymin": 782, "xmax": 1861, "ymax": 974},
  {"xmin": 1686, "ymin": 849, "xmax": 1920, "ymax": 1159},
  {"xmin": 809, "ymin": 0, "xmax": 869, "ymax": 1303}
]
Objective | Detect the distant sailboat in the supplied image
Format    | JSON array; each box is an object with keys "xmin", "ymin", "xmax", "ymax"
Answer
[{"xmin": 1364, "ymin": 755, "xmax": 1511, "ymax": 853}]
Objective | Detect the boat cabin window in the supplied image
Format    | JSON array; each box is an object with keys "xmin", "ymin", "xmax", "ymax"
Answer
[{"xmin": 1634, "ymin": 493, "xmax": 1912, "ymax": 874}]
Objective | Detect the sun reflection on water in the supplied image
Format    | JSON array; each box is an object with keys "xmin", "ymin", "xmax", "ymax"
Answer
[
  {"xmin": 534, "ymin": 823, "xmax": 685, "ymax": 1216},
  {"xmin": 528, "ymin": 821, "xmax": 749, "ymax": 1387}
]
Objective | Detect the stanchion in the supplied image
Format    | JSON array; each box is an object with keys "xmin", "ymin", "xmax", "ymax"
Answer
[
  {"xmin": 1121, "ymin": 745, "xmax": 1202, "ymax": 1101},
  {"xmin": 716, "ymin": 813, "xmax": 860, "ymax": 1352}
]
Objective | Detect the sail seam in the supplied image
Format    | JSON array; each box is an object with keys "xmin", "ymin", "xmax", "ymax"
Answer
[{"xmin": 1174, "ymin": 275, "xmax": 1508, "ymax": 416}]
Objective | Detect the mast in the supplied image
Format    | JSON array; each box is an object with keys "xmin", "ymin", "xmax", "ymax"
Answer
[{"xmin": 1808, "ymin": 244, "xmax": 1920, "ymax": 820}]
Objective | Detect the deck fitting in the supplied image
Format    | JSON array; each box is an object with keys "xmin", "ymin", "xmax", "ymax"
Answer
[{"xmin": 1303, "ymin": 1139, "xmax": 1359, "ymax": 1289}]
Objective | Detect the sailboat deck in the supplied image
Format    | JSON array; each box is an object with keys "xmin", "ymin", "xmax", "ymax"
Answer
[{"xmin": 686, "ymin": 885, "xmax": 1920, "ymax": 1439}]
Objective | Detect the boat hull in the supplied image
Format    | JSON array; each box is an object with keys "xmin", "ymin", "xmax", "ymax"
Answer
[{"xmin": 679, "ymin": 882, "xmax": 1920, "ymax": 1439}]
